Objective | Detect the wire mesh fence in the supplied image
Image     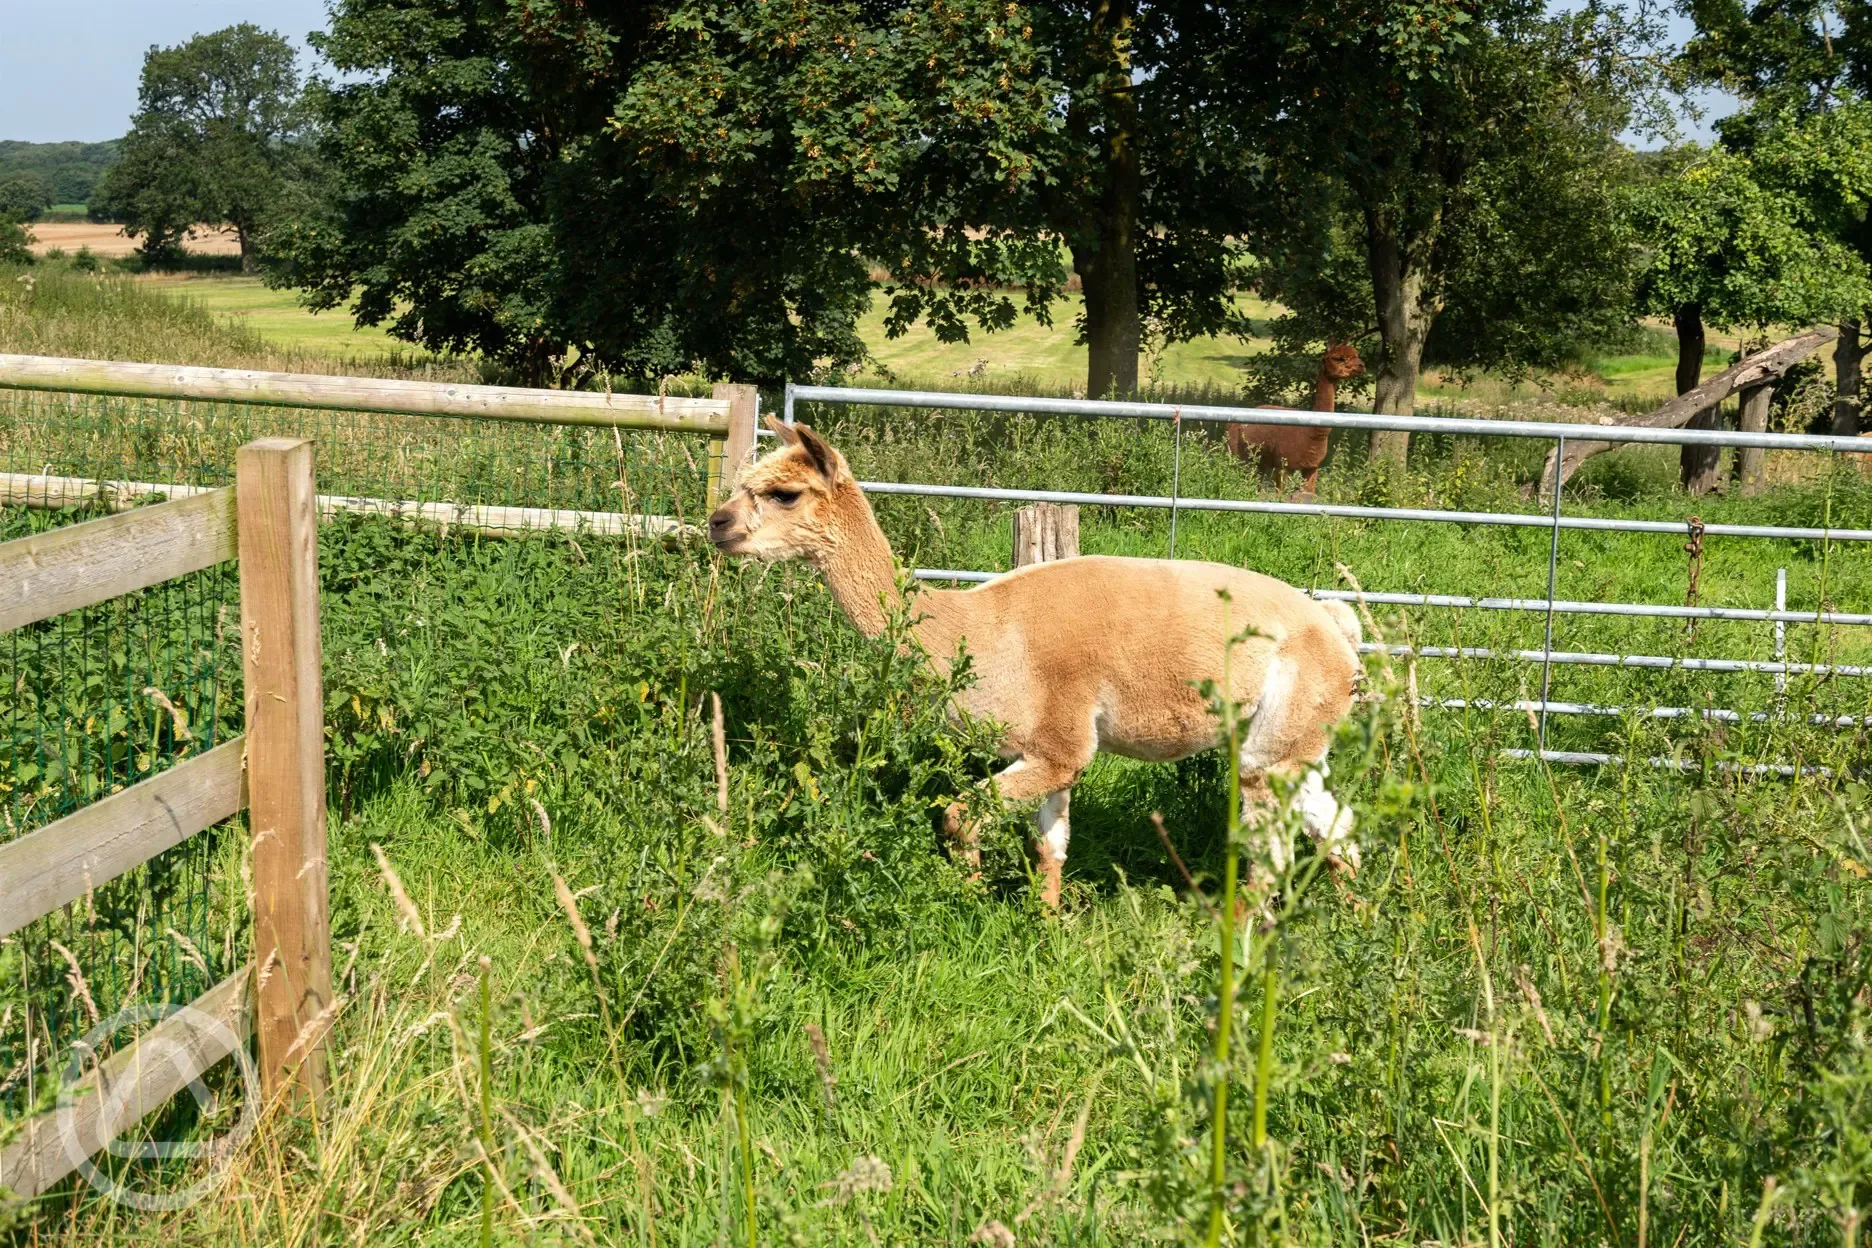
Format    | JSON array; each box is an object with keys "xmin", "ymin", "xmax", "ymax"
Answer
[
  {"xmin": 0, "ymin": 388, "xmax": 716, "ymax": 530},
  {"xmin": 1, "ymin": 505, "xmax": 243, "ymax": 1127},
  {"xmin": 0, "ymin": 377, "xmax": 721, "ymax": 1133}
]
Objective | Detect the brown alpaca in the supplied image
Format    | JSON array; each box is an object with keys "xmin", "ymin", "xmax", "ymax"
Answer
[
  {"xmin": 709, "ymin": 418, "xmax": 1365, "ymax": 908},
  {"xmin": 1227, "ymin": 342, "xmax": 1365, "ymax": 500}
]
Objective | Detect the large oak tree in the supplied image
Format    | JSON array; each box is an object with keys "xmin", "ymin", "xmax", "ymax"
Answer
[{"xmin": 97, "ymin": 25, "xmax": 309, "ymax": 270}]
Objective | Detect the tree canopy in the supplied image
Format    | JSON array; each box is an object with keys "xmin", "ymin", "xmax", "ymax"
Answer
[
  {"xmin": 95, "ymin": 24, "xmax": 310, "ymax": 269},
  {"xmin": 1188, "ymin": 0, "xmax": 1663, "ymax": 460},
  {"xmin": 1680, "ymin": 0, "xmax": 1872, "ymax": 433},
  {"xmin": 277, "ymin": 0, "xmax": 1071, "ymax": 383},
  {"xmin": 0, "ymin": 173, "xmax": 55, "ymax": 223}
]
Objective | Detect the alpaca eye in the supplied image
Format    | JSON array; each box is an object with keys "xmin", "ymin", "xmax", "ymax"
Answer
[{"xmin": 768, "ymin": 489, "xmax": 801, "ymax": 506}]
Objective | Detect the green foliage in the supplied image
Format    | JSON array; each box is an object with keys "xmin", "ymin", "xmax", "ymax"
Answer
[
  {"xmin": 1628, "ymin": 131, "xmax": 1872, "ymax": 332},
  {"xmin": 1197, "ymin": 0, "xmax": 1663, "ymax": 407},
  {"xmin": 0, "ymin": 139, "xmax": 119, "ymax": 210},
  {"xmin": 0, "ymin": 220, "xmax": 31, "ymax": 267},
  {"xmin": 276, "ymin": 0, "xmax": 1104, "ymax": 385},
  {"xmin": 94, "ymin": 24, "xmax": 311, "ymax": 267},
  {"xmin": 0, "ymin": 171, "xmax": 55, "ymax": 223}
]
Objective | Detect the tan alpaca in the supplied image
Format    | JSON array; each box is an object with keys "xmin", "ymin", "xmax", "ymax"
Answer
[
  {"xmin": 1226, "ymin": 342, "xmax": 1364, "ymax": 501},
  {"xmin": 709, "ymin": 419, "xmax": 1365, "ymax": 907}
]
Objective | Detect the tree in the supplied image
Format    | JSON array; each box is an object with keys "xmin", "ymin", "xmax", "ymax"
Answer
[
  {"xmin": 0, "ymin": 173, "xmax": 54, "ymax": 223},
  {"xmin": 0, "ymin": 219, "xmax": 33, "ymax": 266},
  {"xmin": 1195, "ymin": 0, "xmax": 1664, "ymax": 464},
  {"xmin": 1682, "ymin": 0, "xmax": 1872, "ymax": 433},
  {"xmin": 608, "ymin": 0, "xmax": 1252, "ymax": 397},
  {"xmin": 1243, "ymin": 110, "xmax": 1640, "ymax": 410},
  {"xmin": 280, "ymin": 0, "xmax": 1251, "ymax": 393},
  {"xmin": 1626, "ymin": 138, "xmax": 1872, "ymax": 489},
  {"xmin": 280, "ymin": 0, "xmax": 1084, "ymax": 384},
  {"xmin": 96, "ymin": 25, "xmax": 307, "ymax": 270}
]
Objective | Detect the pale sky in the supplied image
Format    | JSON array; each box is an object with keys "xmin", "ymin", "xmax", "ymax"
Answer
[
  {"xmin": 2, "ymin": 1, "xmax": 1729, "ymax": 148},
  {"xmin": 0, "ymin": 0, "xmax": 331, "ymax": 143}
]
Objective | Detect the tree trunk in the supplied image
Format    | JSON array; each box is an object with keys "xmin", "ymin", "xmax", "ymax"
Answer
[
  {"xmin": 237, "ymin": 226, "xmax": 256, "ymax": 275},
  {"xmin": 1835, "ymin": 319, "xmax": 1864, "ymax": 437},
  {"xmin": 1674, "ymin": 304, "xmax": 1723, "ymax": 494},
  {"xmin": 1076, "ymin": 2, "xmax": 1141, "ymax": 399},
  {"xmin": 1735, "ymin": 383, "xmax": 1771, "ymax": 495},
  {"xmin": 1366, "ymin": 211, "xmax": 1436, "ymax": 469}
]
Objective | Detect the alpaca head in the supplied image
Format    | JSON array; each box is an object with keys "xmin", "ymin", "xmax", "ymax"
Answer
[
  {"xmin": 708, "ymin": 417, "xmax": 861, "ymax": 564},
  {"xmin": 1322, "ymin": 342, "xmax": 1364, "ymax": 380}
]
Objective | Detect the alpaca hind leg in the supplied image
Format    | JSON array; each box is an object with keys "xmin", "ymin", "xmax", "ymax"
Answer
[{"xmin": 1264, "ymin": 759, "xmax": 1359, "ymax": 874}]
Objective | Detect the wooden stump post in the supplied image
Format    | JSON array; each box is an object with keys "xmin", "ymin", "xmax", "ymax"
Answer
[
  {"xmin": 1681, "ymin": 404, "xmax": 1726, "ymax": 496},
  {"xmin": 708, "ymin": 383, "xmax": 760, "ymax": 506},
  {"xmin": 237, "ymin": 437, "xmax": 332, "ymax": 1105},
  {"xmin": 1012, "ymin": 502, "xmax": 1080, "ymax": 568},
  {"xmin": 1735, "ymin": 383, "xmax": 1773, "ymax": 495}
]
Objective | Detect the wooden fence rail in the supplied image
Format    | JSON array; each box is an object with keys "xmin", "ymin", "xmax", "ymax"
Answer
[
  {"xmin": 0, "ymin": 438, "xmax": 331, "ymax": 1202},
  {"xmin": 0, "ymin": 353, "xmax": 731, "ymax": 433},
  {"xmin": 0, "ymin": 353, "xmax": 760, "ymax": 508}
]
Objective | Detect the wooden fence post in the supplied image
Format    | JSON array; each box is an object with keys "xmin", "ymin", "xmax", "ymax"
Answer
[
  {"xmin": 1735, "ymin": 383, "xmax": 1772, "ymax": 496},
  {"xmin": 708, "ymin": 383, "xmax": 760, "ymax": 506},
  {"xmin": 1012, "ymin": 502, "xmax": 1080, "ymax": 568},
  {"xmin": 237, "ymin": 437, "xmax": 332, "ymax": 1105}
]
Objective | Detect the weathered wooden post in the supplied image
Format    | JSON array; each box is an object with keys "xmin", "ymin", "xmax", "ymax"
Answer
[
  {"xmin": 1736, "ymin": 382, "xmax": 1773, "ymax": 495},
  {"xmin": 1012, "ymin": 502, "xmax": 1080, "ymax": 568},
  {"xmin": 707, "ymin": 383, "xmax": 760, "ymax": 506},
  {"xmin": 237, "ymin": 437, "xmax": 332, "ymax": 1104}
]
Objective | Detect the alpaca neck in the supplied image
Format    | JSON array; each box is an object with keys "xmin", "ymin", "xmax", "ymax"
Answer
[
  {"xmin": 814, "ymin": 486, "xmax": 901, "ymax": 638},
  {"xmin": 1311, "ymin": 372, "xmax": 1337, "ymax": 413}
]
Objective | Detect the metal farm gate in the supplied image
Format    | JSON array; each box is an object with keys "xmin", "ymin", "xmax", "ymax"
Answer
[{"xmin": 783, "ymin": 383, "xmax": 1872, "ymax": 774}]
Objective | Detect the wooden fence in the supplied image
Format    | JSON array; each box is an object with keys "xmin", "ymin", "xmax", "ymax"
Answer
[
  {"xmin": 0, "ymin": 438, "xmax": 331, "ymax": 1201},
  {"xmin": 0, "ymin": 354, "xmax": 762, "ymax": 520}
]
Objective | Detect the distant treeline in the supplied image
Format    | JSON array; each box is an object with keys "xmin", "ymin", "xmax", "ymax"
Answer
[{"xmin": 0, "ymin": 139, "xmax": 121, "ymax": 216}]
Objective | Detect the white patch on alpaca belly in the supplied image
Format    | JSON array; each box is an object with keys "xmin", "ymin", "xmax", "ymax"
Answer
[
  {"xmin": 1038, "ymin": 790, "xmax": 1070, "ymax": 863},
  {"xmin": 1238, "ymin": 658, "xmax": 1297, "ymax": 774}
]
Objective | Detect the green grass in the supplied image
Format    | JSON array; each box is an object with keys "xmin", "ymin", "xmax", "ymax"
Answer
[
  {"xmin": 18, "ymin": 266, "xmax": 1735, "ymax": 406},
  {"xmin": 4, "ymin": 266, "xmax": 1871, "ymax": 1246},
  {"xmin": 140, "ymin": 274, "xmax": 424, "ymax": 361}
]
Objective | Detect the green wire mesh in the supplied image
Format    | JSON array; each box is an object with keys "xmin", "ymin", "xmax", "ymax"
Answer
[{"xmin": 0, "ymin": 384, "xmax": 715, "ymax": 1130}]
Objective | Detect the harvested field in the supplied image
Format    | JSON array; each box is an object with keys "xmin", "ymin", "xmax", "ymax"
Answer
[{"xmin": 24, "ymin": 221, "xmax": 241, "ymax": 257}]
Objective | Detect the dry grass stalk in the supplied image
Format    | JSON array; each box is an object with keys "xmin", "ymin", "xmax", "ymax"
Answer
[
  {"xmin": 711, "ymin": 691, "xmax": 729, "ymax": 814},
  {"xmin": 552, "ymin": 872, "xmax": 599, "ymax": 974},
  {"xmin": 1016, "ymin": 1086, "xmax": 1096, "ymax": 1225},
  {"xmin": 372, "ymin": 843, "xmax": 428, "ymax": 939},
  {"xmin": 804, "ymin": 1021, "xmax": 838, "ymax": 1109},
  {"xmin": 49, "ymin": 940, "xmax": 100, "ymax": 1026},
  {"xmin": 143, "ymin": 685, "xmax": 193, "ymax": 742}
]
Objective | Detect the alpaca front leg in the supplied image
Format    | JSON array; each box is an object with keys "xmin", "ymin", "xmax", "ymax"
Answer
[
  {"xmin": 1035, "ymin": 790, "xmax": 1071, "ymax": 910},
  {"xmin": 991, "ymin": 755, "xmax": 1085, "ymax": 910},
  {"xmin": 942, "ymin": 801, "xmax": 982, "ymax": 875}
]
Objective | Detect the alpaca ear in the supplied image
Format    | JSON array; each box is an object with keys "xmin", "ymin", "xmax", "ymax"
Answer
[
  {"xmin": 792, "ymin": 423, "xmax": 844, "ymax": 483},
  {"xmin": 764, "ymin": 413, "xmax": 799, "ymax": 444}
]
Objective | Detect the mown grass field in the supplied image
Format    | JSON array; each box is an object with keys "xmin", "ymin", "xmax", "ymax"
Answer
[
  {"xmin": 12, "ymin": 254, "xmax": 1764, "ymax": 406},
  {"xmin": 2, "ymin": 267, "xmax": 1870, "ymax": 1246}
]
